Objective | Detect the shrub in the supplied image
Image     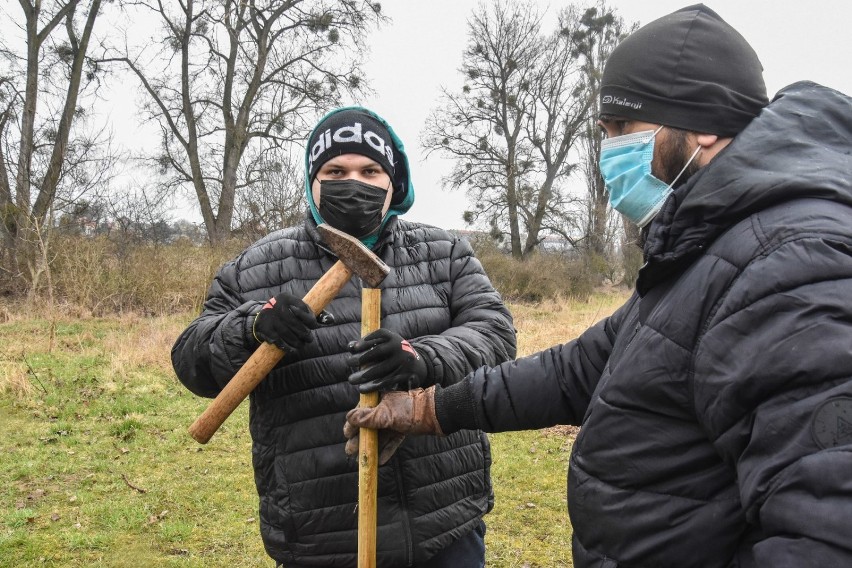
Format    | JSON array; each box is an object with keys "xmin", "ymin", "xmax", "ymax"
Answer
[
  {"xmin": 10, "ymin": 233, "xmax": 624, "ymax": 316},
  {"xmin": 42, "ymin": 236, "xmax": 245, "ymax": 315},
  {"xmin": 473, "ymin": 241, "xmax": 599, "ymax": 302}
]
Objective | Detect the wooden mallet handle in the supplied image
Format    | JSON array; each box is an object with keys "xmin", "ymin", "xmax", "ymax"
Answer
[{"xmin": 187, "ymin": 260, "xmax": 353, "ymax": 444}]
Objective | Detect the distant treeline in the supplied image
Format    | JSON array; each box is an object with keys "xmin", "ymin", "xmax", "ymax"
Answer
[{"xmin": 2, "ymin": 231, "xmax": 631, "ymax": 316}]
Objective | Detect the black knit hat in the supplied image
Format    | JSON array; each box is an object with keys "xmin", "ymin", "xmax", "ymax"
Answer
[
  {"xmin": 307, "ymin": 109, "xmax": 396, "ymax": 181},
  {"xmin": 600, "ymin": 4, "xmax": 768, "ymax": 137}
]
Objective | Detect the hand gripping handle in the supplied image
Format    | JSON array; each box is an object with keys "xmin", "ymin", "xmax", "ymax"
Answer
[{"xmin": 187, "ymin": 260, "xmax": 353, "ymax": 444}]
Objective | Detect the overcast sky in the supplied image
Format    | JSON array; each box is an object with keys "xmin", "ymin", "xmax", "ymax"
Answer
[
  {"xmin": 7, "ymin": 1, "xmax": 850, "ymax": 230},
  {"xmin": 358, "ymin": 0, "xmax": 852, "ymax": 229}
]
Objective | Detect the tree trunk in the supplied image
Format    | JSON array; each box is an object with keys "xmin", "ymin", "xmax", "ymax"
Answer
[
  {"xmin": 14, "ymin": 4, "xmax": 41, "ymax": 244},
  {"xmin": 32, "ymin": 0, "xmax": 102, "ymax": 223},
  {"xmin": 0, "ymin": 110, "xmax": 15, "ymax": 282},
  {"xmin": 523, "ymin": 174, "xmax": 555, "ymax": 258},
  {"xmin": 621, "ymin": 219, "xmax": 643, "ymax": 287},
  {"xmin": 589, "ymin": 179, "xmax": 609, "ymax": 257},
  {"xmin": 505, "ymin": 148, "xmax": 522, "ymax": 259},
  {"xmin": 506, "ymin": 184, "xmax": 522, "ymax": 258}
]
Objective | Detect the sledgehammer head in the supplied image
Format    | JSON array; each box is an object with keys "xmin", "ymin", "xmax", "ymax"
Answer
[{"xmin": 317, "ymin": 224, "xmax": 390, "ymax": 288}]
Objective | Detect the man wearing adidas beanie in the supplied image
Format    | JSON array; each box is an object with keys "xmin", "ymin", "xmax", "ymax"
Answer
[
  {"xmin": 346, "ymin": 5, "xmax": 852, "ymax": 567},
  {"xmin": 173, "ymin": 107, "xmax": 516, "ymax": 567}
]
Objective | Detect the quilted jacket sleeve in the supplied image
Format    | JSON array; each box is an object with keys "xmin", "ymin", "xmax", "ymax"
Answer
[
  {"xmin": 411, "ymin": 237, "xmax": 517, "ymax": 386},
  {"xmin": 693, "ymin": 233, "xmax": 852, "ymax": 566},
  {"xmin": 436, "ymin": 296, "xmax": 630, "ymax": 434},
  {"xmin": 171, "ymin": 256, "xmax": 262, "ymax": 398}
]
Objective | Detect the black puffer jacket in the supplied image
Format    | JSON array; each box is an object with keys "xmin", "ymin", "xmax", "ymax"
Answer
[
  {"xmin": 173, "ymin": 217, "xmax": 515, "ymax": 567},
  {"xmin": 437, "ymin": 81, "xmax": 852, "ymax": 567}
]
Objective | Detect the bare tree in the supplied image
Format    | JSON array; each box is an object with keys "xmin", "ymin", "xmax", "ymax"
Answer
[
  {"xmin": 423, "ymin": 0, "xmax": 626, "ymax": 261},
  {"xmin": 233, "ymin": 149, "xmax": 304, "ymax": 242},
  {"xmin": 573, "ymin": 3, "xmax": 635, "ymax": 267},
  {"xmin": 422, "ymin": 0, "xmax": 541, "ymax": 259},
  {"xmin": 0, "ymin": 0, "xmax": 112, "ymax": 294},
  {"xmin": 101, "ymin": 0, "xmax": 384, "ymax": 245},
  {"xmin": 519, "ymin": 4, "xmax": 599, "ymax": 256},
  {"xmin": 44, "ymin": 183, "xmax": 173, "ymax": 269}
]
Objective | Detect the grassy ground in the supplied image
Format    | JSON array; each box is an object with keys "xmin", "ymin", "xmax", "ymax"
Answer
[{"xmin": 0, "ymin": 289, "xmax": 628, "ymax": 567}]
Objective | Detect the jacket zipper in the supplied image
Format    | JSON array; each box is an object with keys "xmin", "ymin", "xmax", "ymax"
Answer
[{"xmin": 624, "ymin": 321, "xmax": 642, "ymax": 351}]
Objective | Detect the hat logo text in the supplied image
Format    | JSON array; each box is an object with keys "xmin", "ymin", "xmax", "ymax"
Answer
[
  {"xmin": 602, "ymin": 95, "xmax": 643, "ymax": 110},
  {"xmin": 309, "ymin": 122, "xmax": 394, "ymax": 170}
]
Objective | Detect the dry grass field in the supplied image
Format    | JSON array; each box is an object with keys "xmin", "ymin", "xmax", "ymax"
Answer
[{"xmin": 0, "ymin": 288, "xmax": 629, "ymax": 567}]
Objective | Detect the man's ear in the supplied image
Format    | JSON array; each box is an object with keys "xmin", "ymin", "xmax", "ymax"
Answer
[
  {"xmin": 695, "ymin": 133, "xmax": 718, "ymax": 148},
  {"xmin": 694, "ymin": 133, "xmax": 732, "ymax": 166}
]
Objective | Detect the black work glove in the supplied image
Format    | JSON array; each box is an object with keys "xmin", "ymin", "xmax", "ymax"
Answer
[
  {"xmin": 346, "ymin": 329, "xmax": 429, "ymax": 393},
  {"xmin": 252, "ymin": 293, "xmax": 332, "ymax": 352}
]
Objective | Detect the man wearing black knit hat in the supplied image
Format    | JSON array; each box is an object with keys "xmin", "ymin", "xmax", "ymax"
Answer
[
  {"xmin": 173, "ymin": 106, "xmax": 516, "ymax": 567},
  {"xmin": 346, "ymin": 5, "xmax": 852, "ymax": 567}
]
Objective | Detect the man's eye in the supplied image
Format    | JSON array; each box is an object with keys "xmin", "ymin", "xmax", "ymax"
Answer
[{"xmin": 599, "ymin": 117, "xmax": 629, "ymax": 138}]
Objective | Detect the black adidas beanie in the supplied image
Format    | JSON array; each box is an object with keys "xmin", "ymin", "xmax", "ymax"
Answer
[
  {"xmin": 600, "ymin": 4, "xmax": 768, "ymax": 137},
  {"xmin": 307, "ymin": 109, "xmax": 396, "ymax": 181}
]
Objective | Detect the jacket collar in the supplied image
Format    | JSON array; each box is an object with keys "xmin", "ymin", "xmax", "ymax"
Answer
[{"xmin": 638, "ymin": 81, "xmax": 852, "ymax": 293}]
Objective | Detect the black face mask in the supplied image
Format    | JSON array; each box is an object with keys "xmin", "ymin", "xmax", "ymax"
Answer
[{"xmin": 318, "ymin": 179, "xmax": 389, "ymax": 239}]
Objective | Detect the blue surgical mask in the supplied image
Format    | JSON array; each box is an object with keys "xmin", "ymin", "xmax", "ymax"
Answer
[{"xmin": 599, "ymin": 126, "xmax": 699, "ymax": 228}]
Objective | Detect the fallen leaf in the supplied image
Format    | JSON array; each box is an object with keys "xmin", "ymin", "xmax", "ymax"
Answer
[{"xmin": 27, "ymin": 489, "xmax": 45, "ymax": 502}]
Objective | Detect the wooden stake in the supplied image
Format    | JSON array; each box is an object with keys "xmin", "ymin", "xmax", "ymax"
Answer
[{"xmin": 358, "ymin": 287, "xmax": 381, "ymax": 568}]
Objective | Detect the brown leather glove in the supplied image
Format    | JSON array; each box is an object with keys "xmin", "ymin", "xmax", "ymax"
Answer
[
  {"xmin": 344, "ymin": 429, "xmax": 407, "ymax": 466},
  {"xmin": 344, "ymin": 387, "xmax": 444, "ymax": 464}
]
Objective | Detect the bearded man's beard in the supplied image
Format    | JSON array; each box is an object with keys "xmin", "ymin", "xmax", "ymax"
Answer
[{"xmin": 654, "ymin": 127, "xmax": 701, "ymax": 188}]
